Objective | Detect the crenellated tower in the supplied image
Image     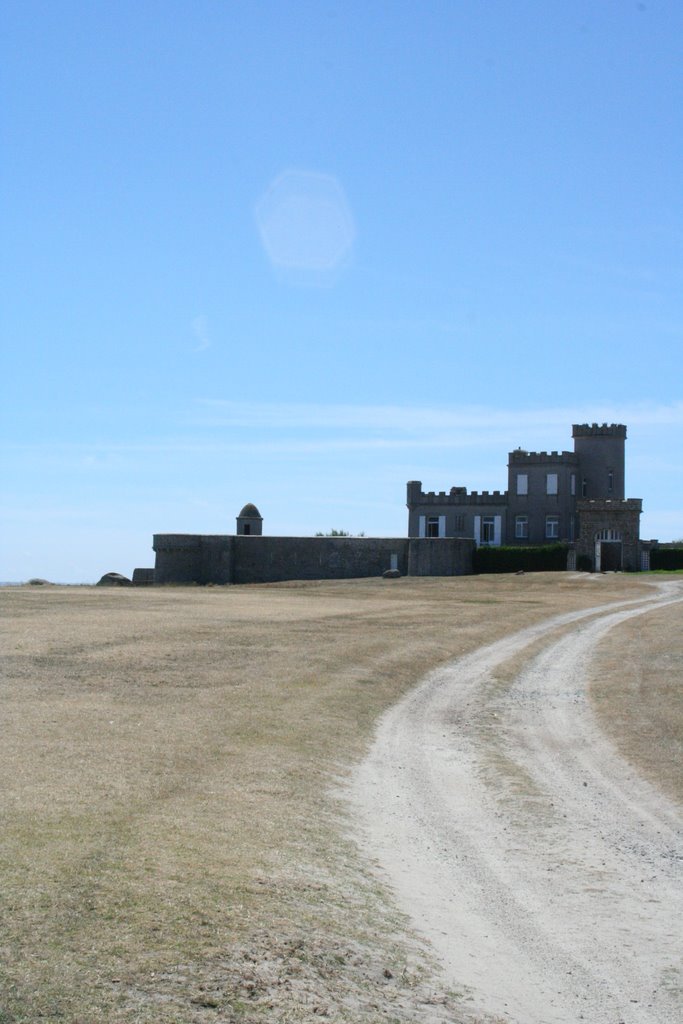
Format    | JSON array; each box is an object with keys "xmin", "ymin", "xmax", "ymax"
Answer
[{"xmin": 572, "ymin": 423, "xmax": 626, "ymax": 499}]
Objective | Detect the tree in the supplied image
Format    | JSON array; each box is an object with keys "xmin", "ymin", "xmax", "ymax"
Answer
[{"xmin": 315, "ymin": 529, "xmax": 365, "ymax": 537}]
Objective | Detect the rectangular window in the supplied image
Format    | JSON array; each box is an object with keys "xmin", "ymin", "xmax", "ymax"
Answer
[
  {"xmin": 516, "ymin": 473, "xmax": 528, "ymax": 495},
  {"xmin": 570, "ymin": 473, "xmax": 576, "ymax": 496},
  {"xmin": 453, "ymin": 514, "xmax": 465, "ymax": 531},
  {"xmin": 546, "ymin": 473, "xmax": 558, "ymax": 495},
  {"xmin": 545, "ymin": 515, "xmax": 560, "ymax": 539},
  {"xmin": 607, "ymin": 470, "xmax": 614, "ymax": 494},
  {"xmin": 515, "ymin": 515, "xmax": 528, "ymax": 539},
  {"xmin": 427, "ymin": 517, "xmax": 440, "ymax": 538},
  {"xmin": 481, "ymin": 517, "xmax": 496, "ymax": 544},
  {"xmin": 582, "ymin": 478, "xmax": 587, "ymax": 497}
]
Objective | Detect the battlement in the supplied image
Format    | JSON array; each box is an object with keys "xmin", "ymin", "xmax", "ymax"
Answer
[
  {"xmin": 577, "ymin": 498, "xmax": 642, "ymax": 511},
  {"xmin": 509, "ymin": 449, "xmax": 577, "ymax": 464},
  {"xmin": 407, "ymin": 483, "xmax": 508, "ymax": 507},
  {"xmin": 572, "ymin": 422, "xmax": 627, "ymax": 439}
]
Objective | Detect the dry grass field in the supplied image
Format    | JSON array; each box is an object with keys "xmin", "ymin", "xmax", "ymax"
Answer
[
  {"xmin": 0, "ymin": 573, "xmax": 678, "ymax": 1023},
  {"xmin": 589, "ymin": 596, "xmax": 683, "ymax": 807}
]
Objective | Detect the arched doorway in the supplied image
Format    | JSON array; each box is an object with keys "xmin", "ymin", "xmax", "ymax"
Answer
[{"xmin": 595, "ymin": 528, "xmax": 622, "ymax": 571}]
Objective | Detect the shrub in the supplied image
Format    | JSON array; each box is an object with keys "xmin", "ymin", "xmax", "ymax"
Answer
[
  {"xmin": 473, "ymin": 543, "xmax": 569, "ymax": 574},
  {"xmin": 650, "ymin": 547, "xmax": 683, "ymax": 571}
]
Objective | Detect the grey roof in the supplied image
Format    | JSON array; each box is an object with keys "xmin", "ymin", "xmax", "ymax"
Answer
[{"xmin": 237, "ymin": 503, "xmax": 262, "ymax": 519}]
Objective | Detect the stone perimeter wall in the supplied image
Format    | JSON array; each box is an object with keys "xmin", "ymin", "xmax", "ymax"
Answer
[{"xmin": 152, "ymin": 534, "xmax": 474, "ymax": 584}]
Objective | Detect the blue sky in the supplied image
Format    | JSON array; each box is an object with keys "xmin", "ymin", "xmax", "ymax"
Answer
[{"xmin": 2, "ymin": 1, "xmax": 682, "ymax": 582}]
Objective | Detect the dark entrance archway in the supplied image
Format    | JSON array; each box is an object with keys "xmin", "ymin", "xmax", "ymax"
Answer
[
  {"xmin": 600, "ymin": 541, "xmax": 622, "ymax": 571},
  {"xmin": 595, "ymin": 528, "xmax": 623, "ymax": 571}
]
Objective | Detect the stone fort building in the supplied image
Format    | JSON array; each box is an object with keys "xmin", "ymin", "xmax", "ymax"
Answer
[
  {"xmin": 151, "ymin": 515, "xmax": 473, "ymax": 585},
  {"xmin": 407, "ymin": 422, "xmax": 645, "ymax": 572},
  {"xmin": 143, "ymin": 422, "xmax": 647, "ymax": 584}
]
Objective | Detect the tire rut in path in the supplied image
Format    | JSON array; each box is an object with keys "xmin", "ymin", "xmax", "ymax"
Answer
[{"xmin": 349, "ymin": 583, "xmax": 683, "ymax": 1024}]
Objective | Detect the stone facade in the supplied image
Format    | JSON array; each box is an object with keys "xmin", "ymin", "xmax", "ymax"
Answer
[
  {"xmin": 406, "ymin": 482, "xmax": 508, "ymax": 543},
  {"xmin": 573, "ymin": 499, "xmax": 643, "ymax": 572},
  {"xmin": 407, "ymin": 423, "xmax": 644, "ymax": 571},
  {"xmin": 152, "ymin": 531, "xmax": 474, "ymax": 585},
  {"xmin": 131, "ymin": 567, "xmax": 155, "ymax": 585}
]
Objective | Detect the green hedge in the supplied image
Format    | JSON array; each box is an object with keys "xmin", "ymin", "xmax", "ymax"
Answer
[
  {"xmin": 650, "ymin": 547, "xmax": 683, "ymax": 570},
  {"xmin": 473, "ymin": 543, "xmax": 569, "ymax": 574}
]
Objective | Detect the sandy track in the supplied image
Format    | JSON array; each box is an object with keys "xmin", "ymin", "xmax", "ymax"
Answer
[{"xmin": 349, "ymin": 581, "xmax": 683, "ymax": 1024}]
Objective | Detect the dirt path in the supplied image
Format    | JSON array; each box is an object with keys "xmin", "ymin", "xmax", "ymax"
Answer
[{"xmin": 349, "ymin": 581, "xmax": 683, "ymax": 1024}]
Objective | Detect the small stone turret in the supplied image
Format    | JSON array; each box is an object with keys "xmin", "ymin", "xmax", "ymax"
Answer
[{"xmin": 236, "ymin": 503, "xmax": 263, "ymax": 536}]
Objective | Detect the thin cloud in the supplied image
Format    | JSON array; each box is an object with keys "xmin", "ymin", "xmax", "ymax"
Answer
[
  {"xmin": 191, "ymin": 314, "xmax": 211, "ymax": 352},
  {"xmin": 4, "ymin": 401, "xmax": 682, "ymax": 462},
  {"xmin": 0, "ymin": 437, "xmax": 504, "ymax": 462},
  {"xmin": 194, "ymin": 399, "xmax": 683, "ymax": 433}
]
